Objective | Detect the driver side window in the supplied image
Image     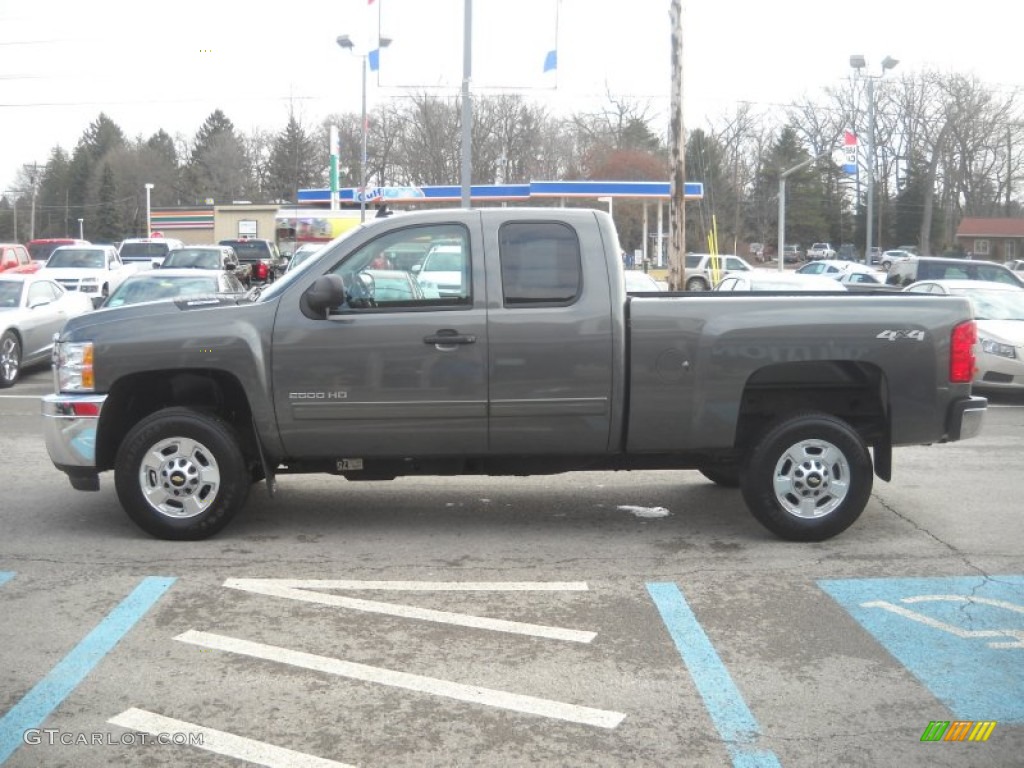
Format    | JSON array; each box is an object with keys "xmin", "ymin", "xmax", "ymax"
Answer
[{"xmin": 329, "ymin": 224, "xmax": 471, "ymax": 310}]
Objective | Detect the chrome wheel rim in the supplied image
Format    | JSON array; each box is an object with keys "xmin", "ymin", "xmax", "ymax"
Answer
[
  {"xmin": 772, "ymin": 438, "xmax": 851, "ymax": 519},
  {"xmin": 139, "ymin": 436, "xmax": 221, "ymax": 519},
  {"xmin": 0, "ymin": 336, "xmax": 19, "ymax": 382}
]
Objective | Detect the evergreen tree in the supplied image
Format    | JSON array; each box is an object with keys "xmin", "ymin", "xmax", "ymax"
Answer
[
  {"xmin": 758, "ymin": 127, "xmax": 829, "ymax": 250},
  {"xmin": 94, "ymin": 164, "xmax": 122, "ymax": 241},
  {"xmin": 185, "ymin": 110, "xmax": 250, "ymax": 203},
  {"xmin": 37, "ymin": 147, "xmax": 73, "ymax": 237},
  {"xmin": 267, "ymin": 114, "xmax": 321, "ymax": 202},
  {"xmin": 67, "ymin": 113, "xmax": 127, "ymax": 226}
]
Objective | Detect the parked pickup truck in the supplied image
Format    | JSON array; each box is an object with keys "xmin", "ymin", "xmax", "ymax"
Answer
[
  {"xmin": 37, "ymin": 245, "xmax": 136, "ymax": 307},
  {"xmin": 806, "ymin": 243, "xmax": 836, "ymax": 261},
  {"xmin": 42, "ymin": 208, "xmax": 987, "ymax": 542}
]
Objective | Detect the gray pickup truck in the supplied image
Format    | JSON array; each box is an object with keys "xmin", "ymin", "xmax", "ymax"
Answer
[{"xmin": 42, "ymin": 208, "xmax": 986, "ymax": 542}]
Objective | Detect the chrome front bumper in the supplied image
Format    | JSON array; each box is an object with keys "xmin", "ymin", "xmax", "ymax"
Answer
[{"xmin": 41, "ymin": 393, "xmax": 107, "ymax": 469}]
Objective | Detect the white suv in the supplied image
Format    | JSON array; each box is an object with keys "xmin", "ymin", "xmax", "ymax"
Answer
[{"xmin": 683, "ymin": 253, "xmax": 756, "ymax": 291}]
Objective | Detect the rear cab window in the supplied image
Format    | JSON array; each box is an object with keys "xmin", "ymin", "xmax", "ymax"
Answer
[{"xmin": 498, "ymin": 221, "xmax": 582, "ymax": 307}]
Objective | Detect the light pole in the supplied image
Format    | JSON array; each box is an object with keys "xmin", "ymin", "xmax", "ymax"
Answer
[
  {"xmin": 144, "ymin": 183, "xmax": 154, "ymax": 237},
  {"xmin": 337, "ymin": 34, "xmax": 392, "ymax": 222},
  {"xmin": 850, "ymin": 54, "xmax": 899, "ymax": 264},
  {"xmin": 777, "ymin": 151, "xmax": 832, "ymax": 272},
  {"xmin": 77, "ymin": 218, "xmax": 84, "ymax": 239}
]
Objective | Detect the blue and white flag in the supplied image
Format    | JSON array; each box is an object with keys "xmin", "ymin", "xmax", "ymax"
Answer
[{"xmin": 543, "ymin": 49, "xmax": 557, "ymax": 73}]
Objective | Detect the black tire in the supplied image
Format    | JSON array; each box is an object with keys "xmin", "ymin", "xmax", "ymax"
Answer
[
  {"xmin": 0, "ymin": 330, "xmax": 21, "ymax": 388},
  {"xmin": 698, "ymin": 465, "xmax": 741, "ymax": 488},
  {"xmin": 686, "ymin": 277, "xmax": 709, "ymax": 292},
  {"xmin": 740, "ymin": 412, "xmax": 872, "ymax": 541},
  {"xmin": 114, "ymin": 407, "xmax": 250, "ymax": 540}
]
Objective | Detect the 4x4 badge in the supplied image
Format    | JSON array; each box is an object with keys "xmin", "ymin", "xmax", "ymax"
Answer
[{"xmin": 877, "ymin": 329, "xmax": 925, "ymax": 341}]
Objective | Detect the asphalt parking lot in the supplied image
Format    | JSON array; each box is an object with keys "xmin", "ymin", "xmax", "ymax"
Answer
[{"xmin": 1, "ymin": 365, "xmax": 1022, "ymax": 767}]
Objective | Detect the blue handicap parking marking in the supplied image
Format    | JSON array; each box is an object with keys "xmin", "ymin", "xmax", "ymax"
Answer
[
  {"xmin": 0, "ymin": 573, "xmax": 13, "ymax": 588},
  {"xmin": 819, "ymin": 576, "xmax": 1024, "ymax": 723}
]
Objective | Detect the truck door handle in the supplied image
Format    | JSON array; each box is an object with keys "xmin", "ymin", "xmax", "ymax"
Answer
[{"xmin": 423, "ymin": 329, "xmax": 477, "ymax": 347}]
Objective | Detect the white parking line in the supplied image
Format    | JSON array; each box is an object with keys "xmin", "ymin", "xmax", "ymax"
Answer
[
  {"xmin": 224, "ymin": 579, "xmax": 596, "ymax": 643},
  {"xmin": 231, "ymin": 579, "xmax": 590, "ymax": 591},
  {"xmin": 175, "ymin": 630, "xmax": 626, "ymax": 729},
  {"xmin": 109, "ymin": 708, "xmax": 355, "ymax": 768}
]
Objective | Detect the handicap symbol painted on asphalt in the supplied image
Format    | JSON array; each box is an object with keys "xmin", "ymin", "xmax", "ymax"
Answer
[{"xmin": 819, "ymin": 576, "xmax": 1024, "ymax": 723}]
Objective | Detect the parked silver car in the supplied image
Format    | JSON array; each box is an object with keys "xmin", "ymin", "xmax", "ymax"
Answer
[
  {"xmin": 0, "ymin": 273, "xmax": 94, "ymax": 386},
  {"xmin": 101, "ymin": 269, "xmax": 247, "ymax": 309}
]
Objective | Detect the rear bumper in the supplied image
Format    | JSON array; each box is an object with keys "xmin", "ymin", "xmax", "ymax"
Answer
[
  {"xmin": 945, "ymin": 395, "xmax": 987, "ymax": 441},
  {"xmin": 41, "ymin": 394, "xmax": 107, "ymax": 488}
]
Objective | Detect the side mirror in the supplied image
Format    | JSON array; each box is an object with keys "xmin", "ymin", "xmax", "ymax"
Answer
[
  {"xmin": 224, "ymin": 262, "xmax": 235, "ymax": 271},
  {"xmin": 411, "ymin": 264, "xmax": 422, "ymax": 274},
  {"xmin": 300, "ymin": 274, "xmax": 346, "ymax": 320}
]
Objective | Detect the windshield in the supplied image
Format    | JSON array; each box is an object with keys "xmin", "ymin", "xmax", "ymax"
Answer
[
  {"xmin": 223, "ymin": 241, "xmax": 272, "ymax": 260},
  {"xmin": 47, "ymin": 249, "xmax": 105, "ymax": 269},
  {"xmin": 120, "ymin": 242, "xmax": 170, "ymax": 258},
  {"xmin": 105, "ymin": 274, "xmax": 219, "ymax": 307},
  {"xmin": 0, "ymin": 280, "xmax": 24, "ymax": 309},
  {"xmin": 29, "ymin": 242, "xmax": 71, "ymax": 261},
  {"xmin": 952, "ymin": 288, "xmax": 1024, "ymax": 320},
  {"xmin": 422, "ymin": 250, "xmax": 463, "ymax": 272},
  {"xmin": 163, "ymin": 250, "xmax": 221, "ymax": 269}
]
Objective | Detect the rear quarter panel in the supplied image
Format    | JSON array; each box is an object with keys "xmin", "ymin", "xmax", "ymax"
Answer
[{"xmin": 625, "ymin": 293, "xmax": 974, "ymax": 451}]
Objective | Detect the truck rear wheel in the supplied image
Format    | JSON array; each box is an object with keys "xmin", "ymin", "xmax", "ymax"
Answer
[
  {"xmin": 114, "ymin": 407, "xmax": 249, "ymax": 540},
  {"xmin": 740, "ymin": 412, "xmax": 872, "ymax": 541}
]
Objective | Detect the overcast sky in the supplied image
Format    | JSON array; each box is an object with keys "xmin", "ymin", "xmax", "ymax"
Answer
[{"xmin": 1, "ymin": 0, "xmax": 1019, "ymax": 194}]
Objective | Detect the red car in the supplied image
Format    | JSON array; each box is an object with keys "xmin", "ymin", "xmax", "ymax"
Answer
[
  {"xmin": 27, "ymin": 238, "xmax": 90, "ymax": 264},
  {"xmin": 0, "ymin": 243, "xmax": 39, "ymax": 274}
]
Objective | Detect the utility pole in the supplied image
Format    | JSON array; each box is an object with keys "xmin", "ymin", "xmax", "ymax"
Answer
[
  {"xmin": 1007, "ymin": 125, "xmax": 1013, "ymax": 214},
  {"xmin": 25, "ymin": 163, "xmax": 39, "ymax": 242},
  {"xmin": 667, "ymin": 0, "xmax": 686, "ymax": 290},
  {"xmin": 459, "ymin": 0, "xmax": 473, "ymax": 208}
]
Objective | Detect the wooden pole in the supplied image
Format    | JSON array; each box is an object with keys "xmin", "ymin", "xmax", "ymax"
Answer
[{"xmin": 668, "ymin": 0, "xmax": 686, "ymax": 290}]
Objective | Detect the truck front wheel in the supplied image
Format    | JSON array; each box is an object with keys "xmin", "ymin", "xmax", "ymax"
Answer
[
  {"xmin": 114, "ymin": 407, "xmax": 250, "ymax": 540},
  {"xmin": 740, "ymin": 413, "xmax": 872, "ymax": 541}
]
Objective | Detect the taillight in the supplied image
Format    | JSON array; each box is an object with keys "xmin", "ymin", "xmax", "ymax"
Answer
[
  {"xmin": 950, "ymin": 320, "xmax": 976, "ymax": 383},
  {"xmin": 255, "ymin": 262, "xmax": 268, "ymax": 280}
]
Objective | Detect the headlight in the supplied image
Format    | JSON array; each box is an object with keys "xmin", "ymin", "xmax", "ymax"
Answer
[
  {"xmin": 53, "ymin": 341, "xmax": 95, "ymax": 392},
  {"xmin": 980, "ymin": 338, "xmax": 1017, "ymax": 359}
]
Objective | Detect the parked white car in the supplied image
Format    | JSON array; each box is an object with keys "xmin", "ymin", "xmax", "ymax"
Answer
[
  {"xmin": 903, "ymin": 279, "xmax": 1024, "ymax": 390},
  {"xmin": 623, "ymin": 270, "xmax": 665, "ymax": 292},
  {"xmin": 0, "ymin": 273, "xmax": 94, "ymax": 387},
  {"xmin": 38, "ymin": 245, "xmax": 136, "ymax": 307},
  {"xmin": 715, "ymin": 272, "xmax": 847, "ymax": 291}
]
